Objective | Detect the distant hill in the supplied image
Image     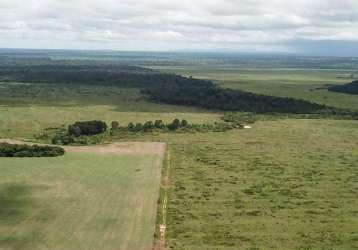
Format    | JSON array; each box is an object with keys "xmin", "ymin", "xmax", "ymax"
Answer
[{"xmin": 328, "ymin": 80, "xmax": 358, "ymax": 95}]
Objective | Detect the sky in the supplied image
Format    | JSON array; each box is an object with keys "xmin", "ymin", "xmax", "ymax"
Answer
[{"xmin": 1, "ymin": 0, "xmax": 358, "ymax": 55}]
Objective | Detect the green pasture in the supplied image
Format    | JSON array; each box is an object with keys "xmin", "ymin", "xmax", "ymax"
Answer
[
  {"xmin": 157, "ymin": 119, "xmax": 358, "ymax": 249},
  {"xmin": 0, "ymin": 152, "xmax": 162, "ymax": 250}
]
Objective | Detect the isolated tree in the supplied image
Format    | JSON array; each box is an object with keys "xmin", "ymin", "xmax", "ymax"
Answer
[
  {"xmin": 111, "ymin": 121, "xmax": 119, "ymax": 130},
  {"xmin": 143, "ymin": 121, "xmax": 154, "ymax": 132},
  {"xmin": 135, "ymin": 123, "xmax": 143, "ymax": 131},
  {"xmin": 168, "ymin": 119, "xmax": 180, "ymax": 130},
  {"xmin": 180, "ymin": 119, "xmax": 188, "ymax": 127},
  {"xmin": 127, "ymin": 122, "xmax": 135, "ymax": 131},
  {"xmin": 154, "ymin": 120, "xmax": 165, "ymax": 129}
]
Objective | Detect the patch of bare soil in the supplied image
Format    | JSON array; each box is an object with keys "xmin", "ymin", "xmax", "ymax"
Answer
[{"xmin": 64, "ymin": 142, "xmax": 166, "ymax": 157}]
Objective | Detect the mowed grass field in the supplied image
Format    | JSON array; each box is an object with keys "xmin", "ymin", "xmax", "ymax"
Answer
[
  {"xmin": 152, "ymin": 66, "xmax": 358, "ymax": 111},
  {"xmin": 0, "ymin": 151, "xmax": 163, "ymax": 250},
  {"xmin": 157, "ymin": 119, "xmax": 358, "ymax": 249}
]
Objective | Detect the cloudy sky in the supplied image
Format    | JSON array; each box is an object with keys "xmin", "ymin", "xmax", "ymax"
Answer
[{"xmin": 1, "ymin": 0, "xmax": 358, "ymax": 55}]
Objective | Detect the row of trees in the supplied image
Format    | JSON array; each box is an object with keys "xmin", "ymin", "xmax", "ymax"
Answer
[
  {"xmin": 123, "ymin": 119, "xmax": 188, "ymax": 132},
  {"xmin": 328, "ymin": 80, "xmax": 358, "ymax": 95},
  {"xmin": 0, "ymin": 142, "xmax": 64, "ymax": 157},
  {"xmin": 110, "ymin": 119, "xmax": 235, "ymax": 134}
]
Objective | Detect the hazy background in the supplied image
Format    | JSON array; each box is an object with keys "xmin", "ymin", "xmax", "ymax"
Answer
[{"xmin": 1, "ymin": 0, "xmax": 358, "ymax": 56}]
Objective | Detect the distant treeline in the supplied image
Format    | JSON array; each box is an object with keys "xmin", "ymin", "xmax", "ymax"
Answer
[
  {"xmin": 0, "ymin": 63, "xmax": 356, "ymax": 115},
  {"xmin": 0, "ymin": 142, "xmax": 64, "ymax": 157},
  {"xmin": 141, "ymin": 76, "xmax": 327, "ymax": 113},
  {"xmin": 0, "ymin": 64, "xmax": 160, "ymax": 87},
  {"xmin": 328, "ymin": 80, "xmax": 358, "ymax": 95}
]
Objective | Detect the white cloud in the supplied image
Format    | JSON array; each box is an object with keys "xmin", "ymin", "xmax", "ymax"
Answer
[{"xmin": 0, "ymin": 0, "xmax": 358, "ymax": 51}]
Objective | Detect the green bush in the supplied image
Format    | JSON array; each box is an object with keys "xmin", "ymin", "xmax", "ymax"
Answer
[
  {"xmin": 168, "ymin": 119, "xmax": 181, "ymax": 130},
  {"xmin": 0, "ymin": 143, "xmax": 65, "ymax": 157},
  {"xmin": 154, "ymin": 120, "xmax": 165, "ymax": 129},
  {"xmin": 111, "ymin": 121, "xmax": 119, "ymax": 130},
  {"xmin": 68, "ymin": 120, "xmax": 107, "ymax": 136}
]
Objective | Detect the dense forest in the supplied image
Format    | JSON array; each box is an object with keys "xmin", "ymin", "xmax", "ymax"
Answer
[
  {"xmin": 0, "ymin": 62, "xmax": 356, "ymax": 114},
  {"xmin": 141, "ymin": 77, "xmax": 327, "ymax": 113},
  {"xmin": 328, "ymin": 80, "xmax": 358, "ymax": 95}
]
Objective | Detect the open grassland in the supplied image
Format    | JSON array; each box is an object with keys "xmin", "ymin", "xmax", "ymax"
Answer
[
  {"xmin": 153, "ymin": 119, "xmax": 358, "ymax": 249},
  {"xmin": 1, "ymin": 66, "xmax": 358, "ymax": 250},
  {"xmin": 152, "ymin": 66, "xmax": 358, "ymax": 111},
  {"xmin": 0, "ymin": 147, "xmax": 164, "ymax": 250},
  {"xmin": 0, "ymin": 83, "xmax": 220, "ymax": 139}
]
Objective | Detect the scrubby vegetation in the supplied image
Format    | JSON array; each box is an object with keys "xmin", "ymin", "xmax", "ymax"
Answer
[
  {"xmin": 328, "ymin": 80, "xmax": 358, "ymax": 95},
  {"xmin": 0, "ymin": 142, "xmax": 64, "ymax": 157},
  {"xmin": 159, "ymin": 119, "xmax": 358, "ymax": 250},
  {"xmin": 221, "ymin": 112, "xmax": 257, "ymax": 125}
]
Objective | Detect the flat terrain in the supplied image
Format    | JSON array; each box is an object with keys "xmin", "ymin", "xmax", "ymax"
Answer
[
  {"xmin": 0, "ymin": 83, "xmax": 220, "ymax": 139},
  {"xmin": 1, "ymin": 55, "xmax": 358, "ymax": 249},
  {"xmin": 157, "ymin": 119, "xmax": 358, "ymax": 249},
  {"xmin": 153, "ymin": 66, "xmax": 358, "ymax": 111},
  {"xmin": 0, "ymin": 142, "xmax": 165, "ymax": 250}
]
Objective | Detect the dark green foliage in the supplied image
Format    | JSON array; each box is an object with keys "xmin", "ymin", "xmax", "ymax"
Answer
[
  {"xmin": 115, "ymin": 119, "xmax": 234, "ymax": 135},
  {"xmin": 127, "ymin": 122, "xmax": 135, "ymax": 131},
  {"xmin": 68, "ymin": 120, "xmax": 107, "ymax": 136},
  {"xmin": 180, "ymin": 119, "xmax": 188, "ymax": 127},
  {"xmin": 135, "ymin": 123, "xmax": 143, "ymax": 131},
  {"xmin": 52, "ymin": 134, "xmax": 75, "ymax": 145},
  {"xmin": 0, "ymin": 143, "xmax": 64, "ymax": 157},
  {"xmin": 142, "ymin": 77, "xmax": 328, "ymax": 114},
  {"xmin": 154, "ymin": 120, "xmax": 165, "ymax": 129},
  {"xmin": 168, "ymin": 119, "xmax": 181, "ymax": 131},
  {"xmin": 68, "ymin": 125, "xmax": 81, "ymax": 137},
  {"xmin": 328, "ymin": 80, "xmax": 358, "ymax": 95},
  {"xmin": 111, "ymin": 121, "xmax": 119, "ymax": 130},
  {"xmin": 143, "ymin": 121, "xmax": 154, "ymax": 132}
]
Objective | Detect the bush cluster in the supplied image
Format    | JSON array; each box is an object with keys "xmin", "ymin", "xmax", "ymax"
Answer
[
  {"xmin": 68, "ymin": 120, "xmax": 107, "ymax": 136},
  {"xmin": 0, "ymin": 142, "xmax": 64, "ymax": 157}
]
